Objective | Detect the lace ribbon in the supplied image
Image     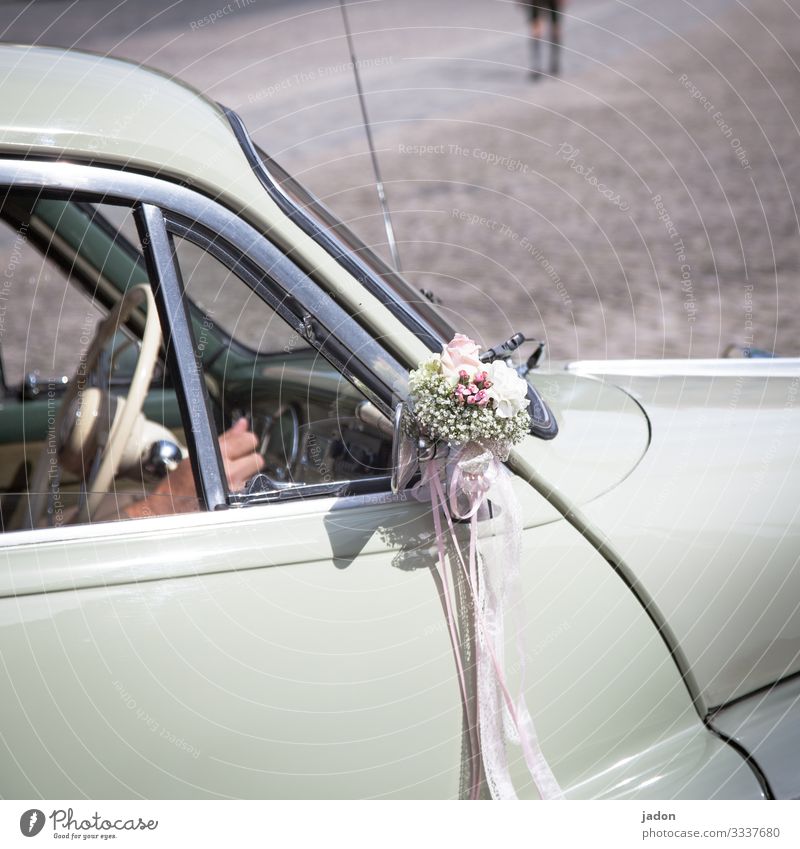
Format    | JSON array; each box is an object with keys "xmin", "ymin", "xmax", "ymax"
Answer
[{"xmin": 421, "ymin": 445, "xmax": 564, "ymax": 801}]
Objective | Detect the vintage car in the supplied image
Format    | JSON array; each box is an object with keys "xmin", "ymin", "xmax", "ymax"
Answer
[{"xmin": 0, "ymin": 45, "xmax": 798, "ymax": 801}]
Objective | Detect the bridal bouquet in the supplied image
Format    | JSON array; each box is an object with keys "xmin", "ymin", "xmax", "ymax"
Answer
[
  {"xmin": 406, "ymin": 334, "xmax": 563, "ymax": 802},
  {"xmin": 408, "ymin": 334, "xmax": 531, "ymax": 456}
]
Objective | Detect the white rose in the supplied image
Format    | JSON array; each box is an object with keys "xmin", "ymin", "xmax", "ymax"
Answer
[{"xmin": 485, "ymin": 360, "xmax": 530, "ymax": 418}]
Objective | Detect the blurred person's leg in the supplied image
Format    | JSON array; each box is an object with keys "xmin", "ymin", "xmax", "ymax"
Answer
[
  {"xmin": 550, "ymin": 1, "xmax": 561, "ymax": 76},
  {"xmin": 528, "ymin": 3, "xmax": 543, "ymax": 79}
]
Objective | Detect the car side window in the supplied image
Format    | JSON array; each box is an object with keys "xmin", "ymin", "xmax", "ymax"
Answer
[
  {"xmin": 173, "ymin": 236, "xmax": 308, "ymax": 358},
  {"xmin": 0, "ymin": 195, "xmax": 202, "ymax": 532},
  {"xmin": 170, "ymin": 233, "xmax": 395, "ymax": 498},
  {"xmin": 0, "ymin": 211, "xmax": 103, "ymax": 391}
]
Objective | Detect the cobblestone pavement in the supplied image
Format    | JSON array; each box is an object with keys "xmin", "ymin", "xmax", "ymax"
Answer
[{"xmin": 2, "ymin": 0, "xmax": 799, "ymax": 363}]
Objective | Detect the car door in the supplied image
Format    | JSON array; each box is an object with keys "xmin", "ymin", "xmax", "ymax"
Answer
[
  {"xmin": 0, "ymin": 475, "xmax": 466, "ymax": 799},
  {"xmin": 0, "ymin": 164, "xmax": 468, "ymax": 799}
]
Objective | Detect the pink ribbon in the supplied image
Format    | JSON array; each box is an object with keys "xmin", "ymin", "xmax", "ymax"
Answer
[{"xmin": 421, "ymin": 445, "xmax": 564, "ymax": 801}]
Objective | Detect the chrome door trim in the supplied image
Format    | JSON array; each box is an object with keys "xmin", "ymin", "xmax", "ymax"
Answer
[
  {"xmin": 0, "ymin": 485, "xmax": 411, "ymax": 550},
  {"xmin": 0, "ymin": 488, "xmax": 421, "ymax": 600}
]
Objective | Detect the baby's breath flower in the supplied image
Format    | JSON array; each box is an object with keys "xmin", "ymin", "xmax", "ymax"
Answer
[{"xmin": 408, "ymin": 343, "xmax": 531, "ymax": 455}]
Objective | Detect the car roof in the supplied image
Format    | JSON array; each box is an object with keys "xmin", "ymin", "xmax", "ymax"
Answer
[
  {"xmin": 0, "ymin": 44, "xmax": 256, "ymax": 202},
  {"xmin": 0, "ymin": 44, "xmax": 434, "ymax": 370}
]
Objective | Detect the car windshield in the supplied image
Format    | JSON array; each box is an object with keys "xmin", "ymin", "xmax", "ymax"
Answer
[{"xmin": 224, "ymin": 110, "xmax": 454, "ymax": 349}]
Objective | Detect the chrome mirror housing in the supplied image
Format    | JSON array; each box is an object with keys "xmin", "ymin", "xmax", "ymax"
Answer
[{"xmin": 390, "ymin": 402, "xmax": 419, "ymax": 494}]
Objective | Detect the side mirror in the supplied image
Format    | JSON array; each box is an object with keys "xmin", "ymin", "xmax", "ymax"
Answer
[{"xmin": 390, "ymin": 403, "xmax": 419, "ymax": 494}]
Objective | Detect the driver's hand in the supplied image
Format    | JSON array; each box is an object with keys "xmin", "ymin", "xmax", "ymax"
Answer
[
  {"xmin": 124, "ymin": 418, "xmax": 264, "ymax": 518},
  {"xmin": 219, "ymin": 417, "xmax": 265, "ymax": 492}
]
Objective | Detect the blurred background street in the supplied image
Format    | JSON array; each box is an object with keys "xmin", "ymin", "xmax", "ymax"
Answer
[{"xmin": 2, "ymin": 0, "xmax": 799, "ymax": 361}]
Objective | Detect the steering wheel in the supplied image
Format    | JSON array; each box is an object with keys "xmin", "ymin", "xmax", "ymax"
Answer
[
  {"xmin": 258, "ymin": 403, "xmax": 301, "ymax": 484},
  {"xmin": 11, "ymin": 284, "xmax": 162, "ymax": 530}
]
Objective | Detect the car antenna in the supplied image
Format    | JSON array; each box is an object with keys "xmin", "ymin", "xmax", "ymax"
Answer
[{"xmin": 338, "ymin": 0, "xmax": 403, "ymax": 273}]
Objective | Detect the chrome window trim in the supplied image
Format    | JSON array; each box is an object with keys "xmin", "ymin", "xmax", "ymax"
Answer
[
  {"xmin": 135, "ymin": 203, "xmax": 227, "ymax": 511},
  {"xmin": 0, "ymin": 158, "xmax": 407, "ymax": 519},
  {"xmin": 223, "ymin": 108, "xmax": 451, "ymax": 350},
  {"xmin": 161, "ymin": 212, "xmax": 400, "ymax": 414},
  {"xmin": 165, "ymin": 219, "xmax": 400, "ymax": 507}
]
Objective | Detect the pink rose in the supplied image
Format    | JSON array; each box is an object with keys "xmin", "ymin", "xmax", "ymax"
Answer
[{"xmin": 440, "ymin": 334, "xmax": 482, "ymax": 383}]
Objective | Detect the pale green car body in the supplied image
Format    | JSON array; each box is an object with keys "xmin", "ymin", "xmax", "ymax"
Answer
[{"xmin": 0, "ymin": 45, "xmax": 798, "ymax": 800}]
